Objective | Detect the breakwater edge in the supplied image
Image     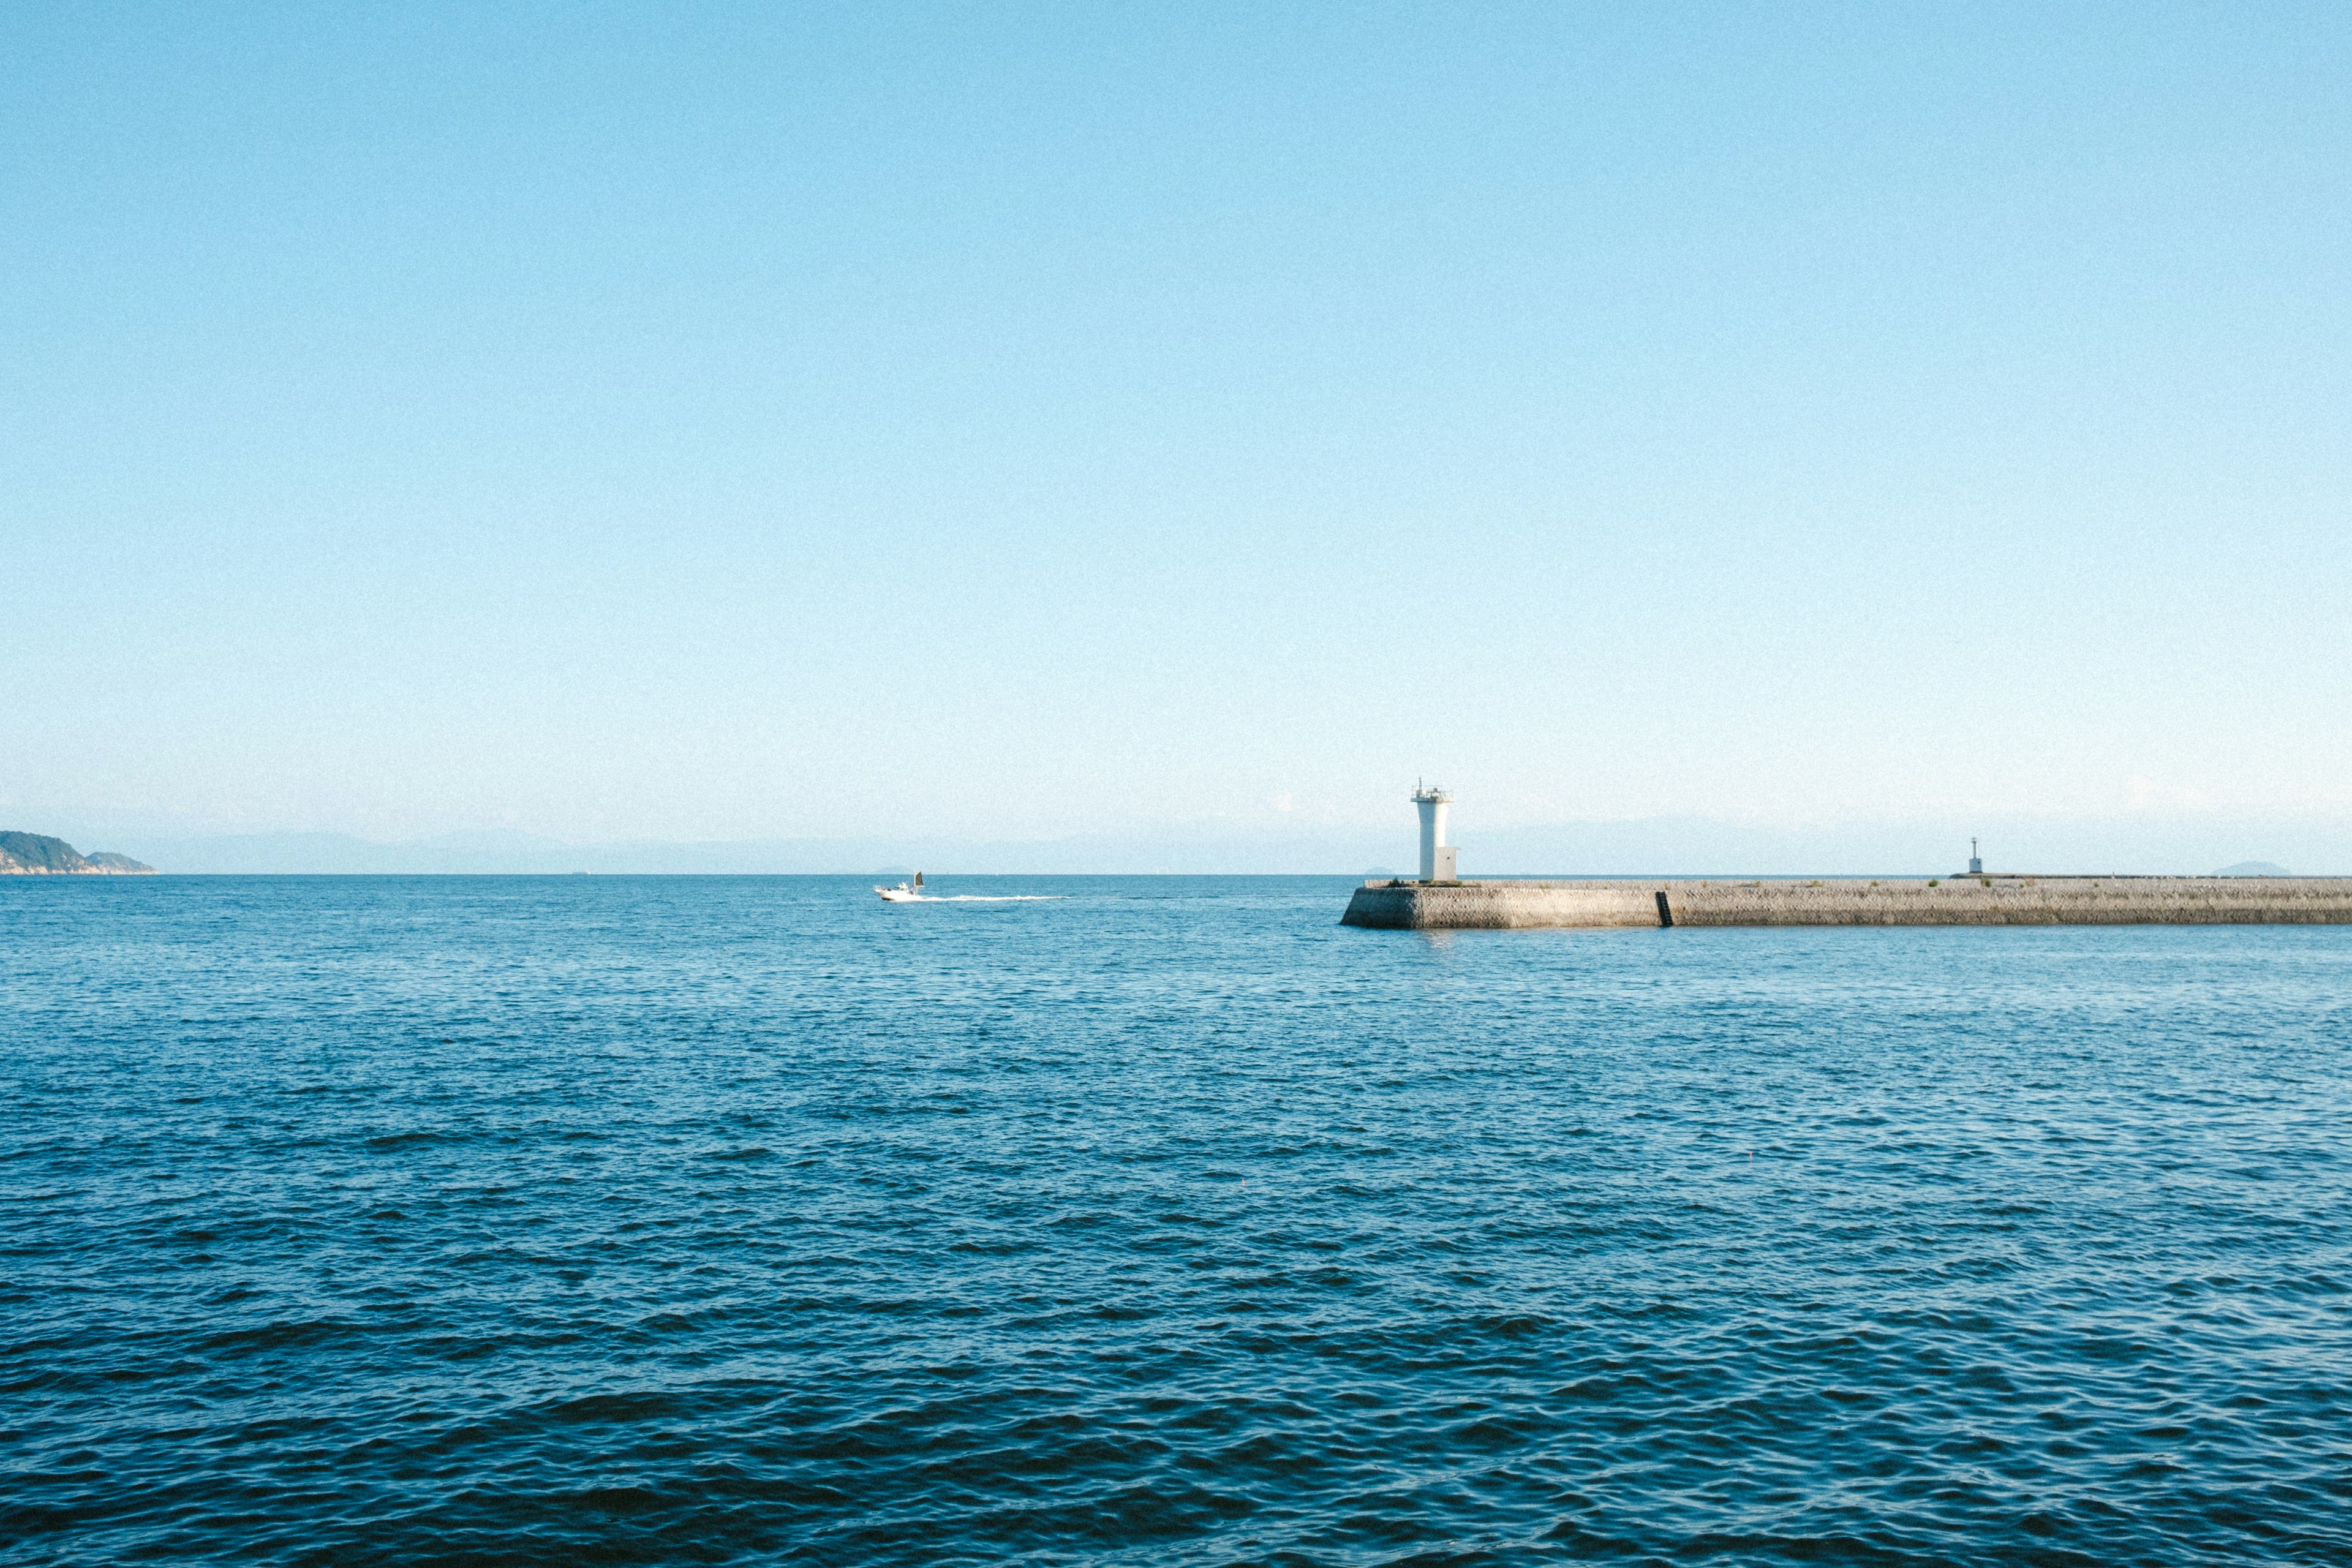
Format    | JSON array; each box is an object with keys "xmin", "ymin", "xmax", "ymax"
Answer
[{"xmin": 1344, "ymin": 875, "xmax": 2352, "ymax": 928}]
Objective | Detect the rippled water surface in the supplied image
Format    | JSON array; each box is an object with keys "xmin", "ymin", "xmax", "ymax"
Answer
[{"xmin": 5, "ymin": 875, "xmax": 2349, "ymax": 1565}]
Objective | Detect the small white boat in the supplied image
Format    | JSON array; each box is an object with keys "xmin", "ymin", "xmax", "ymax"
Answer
[{"xmin": 875, "ymin": 872, "xmax": 926, "ymax": 902}]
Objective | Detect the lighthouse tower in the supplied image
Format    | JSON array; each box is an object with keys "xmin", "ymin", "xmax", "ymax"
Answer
[{"xmin": 1412, "ymin": 782, "xmax": 1456, "ymax": 881}]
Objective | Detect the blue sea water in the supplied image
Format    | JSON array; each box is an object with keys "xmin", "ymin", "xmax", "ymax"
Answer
[{"xmin": 2, "ymin": 875, "xmax": 2348, "ymax": 1567}]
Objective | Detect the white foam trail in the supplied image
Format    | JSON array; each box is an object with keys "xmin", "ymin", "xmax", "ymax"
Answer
[{"xmin": 904, "ymin": 894, "xmax": 1060, "ymax": 902}]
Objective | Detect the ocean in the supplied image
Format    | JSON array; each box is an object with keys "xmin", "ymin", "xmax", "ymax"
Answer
[{"xmin": 4, "ymin": 875, "xmax": 2348, "ymax": 1565}]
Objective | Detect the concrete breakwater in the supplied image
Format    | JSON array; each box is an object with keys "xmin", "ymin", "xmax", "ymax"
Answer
[{"xmin": 1342, "ymin": 876, "xmax": 2352, "ymax": 929}]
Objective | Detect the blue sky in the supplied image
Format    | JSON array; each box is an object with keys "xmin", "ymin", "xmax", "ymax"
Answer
[{"xmin": 6, "ymin": 3, "xmax": 2348, "ymax": 868}]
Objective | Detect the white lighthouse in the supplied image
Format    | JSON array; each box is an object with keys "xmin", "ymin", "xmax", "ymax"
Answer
[{"xmin": 1412, "ymin": 782, "xmax": 1456, "ymax": 881}]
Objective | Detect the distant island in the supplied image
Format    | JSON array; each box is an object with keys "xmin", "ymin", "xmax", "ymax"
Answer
[{"xmin": 0, "ymin": 832, "xmax": 156, "ymax": 875}]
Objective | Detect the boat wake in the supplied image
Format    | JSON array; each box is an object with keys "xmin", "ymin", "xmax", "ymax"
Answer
[{"xmin": 892, "ymin": 894, "xmax": 1061, "ymax": 903}]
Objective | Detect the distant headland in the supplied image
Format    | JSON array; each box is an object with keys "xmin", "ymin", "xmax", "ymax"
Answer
[{"xmin": 0, "ymin": 832, "xmax": 156, "ymax": 875}]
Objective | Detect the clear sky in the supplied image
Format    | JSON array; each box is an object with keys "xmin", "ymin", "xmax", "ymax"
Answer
[{"xmin": 7, "ymin": 2, "xmax": 2348, "ymax": 865}]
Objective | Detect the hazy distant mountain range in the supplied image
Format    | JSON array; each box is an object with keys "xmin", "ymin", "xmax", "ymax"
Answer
[
  {"xmin": 0, "ymin": 832, "xmax": 155, "ymax": 875},
  {"xmin": 25, "ymin": 820, "xmax": 2335, "ymax": 877}
]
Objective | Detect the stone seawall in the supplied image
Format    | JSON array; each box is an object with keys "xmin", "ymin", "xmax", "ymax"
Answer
[{"xmin": 1341, "ymin": 876, "xmax": 2352, "ymax": 929}]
